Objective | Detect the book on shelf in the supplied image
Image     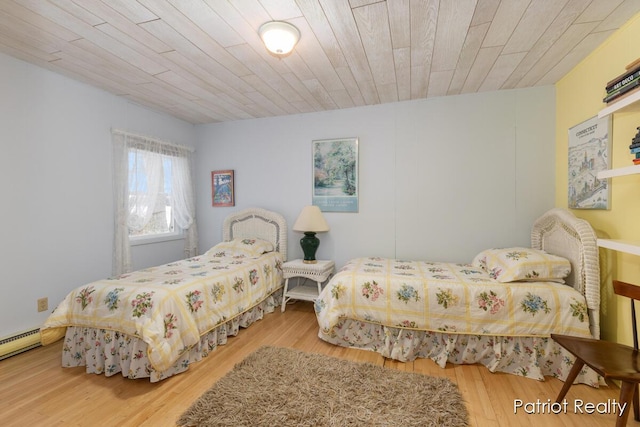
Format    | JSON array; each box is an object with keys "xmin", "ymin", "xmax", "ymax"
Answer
[
  {"xmin": 605, "ymin": 86, "xmax": 640, "ymax": 105},
  {"xmin": 604, "ymin": 79, "xmax": 640, "ymax": 103},
  {"xmin": 633, "ymin": 158, "xmax": 640, "ymax": 165},
  {"xmin": 630, "ymin": 146, "xmax": 640, "ymax": 154},
  {"xmin": 604, "ymin": 75, "xmax": 640, "ymax": 99},
  {"xmin": 626, "ymin": 57, "xmax": 640, "ymax": 71},
  {"xmin": 606, "ymin": 59, "xmax": 640, "ymax": 89},
  {"xmin": 607, "ymin": 69, "xmax": 640, "ymax": 92},
  {"xmin": 629, "ymin": 142, "xmax": 640, "ymax": 150}
]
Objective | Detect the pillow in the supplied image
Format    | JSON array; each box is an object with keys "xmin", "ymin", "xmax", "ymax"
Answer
[
  {"xmin": 472, "ymin": 247, "xmax": 571, "ymax": 283},
  {"xmin": 205, "ymin": 238, "xmax": 274, "ymax": 258}
]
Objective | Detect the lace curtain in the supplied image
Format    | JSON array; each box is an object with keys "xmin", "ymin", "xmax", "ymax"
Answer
[{"xmin": 112, "ymin": 129, "xmax": 198, "ymax": 275}]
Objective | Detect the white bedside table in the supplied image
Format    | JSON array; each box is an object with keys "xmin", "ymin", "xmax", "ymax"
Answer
[{"xmin": 281, "ymin": 259, "xmax": 335, "ymax": 312}]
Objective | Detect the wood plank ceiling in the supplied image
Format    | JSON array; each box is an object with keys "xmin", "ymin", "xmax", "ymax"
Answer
[{"xmin": 0, "ymin": 0, "xmax": 638, "ymax": 124}]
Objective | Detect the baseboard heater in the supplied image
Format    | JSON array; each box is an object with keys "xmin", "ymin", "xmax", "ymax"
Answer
[{"xmin": 0, "ymin": 329, "xmax": 41, "ymax": 360}]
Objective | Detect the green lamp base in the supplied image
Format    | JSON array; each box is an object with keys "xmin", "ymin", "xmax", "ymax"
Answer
[{"xmin": 300, "ymin": 232, "xmax": 320, "ymax": 264}]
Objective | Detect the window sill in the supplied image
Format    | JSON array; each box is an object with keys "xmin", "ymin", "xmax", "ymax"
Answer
[{"xmin": 130, "ymin": 232, "xmax": 184, "ymax": 246}]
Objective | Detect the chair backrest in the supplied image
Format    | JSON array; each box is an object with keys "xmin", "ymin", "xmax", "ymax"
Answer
[{"xmin": 613, "ymin": 280, "xmax": 640, "ymax": 350}]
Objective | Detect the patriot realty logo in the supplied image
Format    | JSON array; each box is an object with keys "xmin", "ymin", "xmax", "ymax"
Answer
[{"xmin": 514, "ymin": 398, "xmax": 627, "ymax": 416}]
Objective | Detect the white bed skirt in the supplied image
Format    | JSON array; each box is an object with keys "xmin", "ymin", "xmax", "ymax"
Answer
[
  {"xmin": 61, "ymin": 290, "xmax": 283, "ymax": 382},
  {"xmin": 319, "ymin": 318, "xmax": 602, "ymax": 387}
]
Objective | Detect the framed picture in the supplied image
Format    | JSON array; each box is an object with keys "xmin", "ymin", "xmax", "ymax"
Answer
[
  {"xmin": 211, "ymin": 170, "xmax": 235, "ymax": 207},
  {"xmin": 568, "ymin": 115, "xmax": 611, "ymax": 209},
  {"xmin": 312, "ymin": 138, "xmax": 359, "ymax": 212}
]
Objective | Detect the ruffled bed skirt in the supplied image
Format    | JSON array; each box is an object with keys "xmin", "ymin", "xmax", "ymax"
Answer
[
  {"xmin": 61, "ymin": 290, "xmax": 283, "ymax": 382},
  {"xmin": 319, "ymin": 318, "xmax": 602, "ymax": 387}
]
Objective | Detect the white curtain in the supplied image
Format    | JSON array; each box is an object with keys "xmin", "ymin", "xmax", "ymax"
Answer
[
  {"xmin": 170, "ymin": 155, "xmax": 198, "ymax": 258},
  {"xmin": 112, "ymin": 129, "xmax": 198, "ymax": 276},
  {"xmin": 128, "ymin": 148, "xmax": 163, "ymax": 233}
]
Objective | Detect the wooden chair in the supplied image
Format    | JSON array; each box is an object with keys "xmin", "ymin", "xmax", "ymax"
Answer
[{"xmin": 552, "ymin": 280, "xmax": 640, "ymax": 426}]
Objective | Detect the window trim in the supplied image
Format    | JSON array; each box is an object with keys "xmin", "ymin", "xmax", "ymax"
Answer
[{"xmin": 129, "ymin": 230, "xmax": 184, "ymax": 246}]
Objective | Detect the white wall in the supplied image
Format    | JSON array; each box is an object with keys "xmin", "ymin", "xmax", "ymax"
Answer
[
  {"xmin": 195, "ymin": 86, "xmax": 556, "ymax": 269},
  {"xmin": 0, "ymin": 49, "xmax": 556, "ymax": 340},
  {"xmin": 0, "ymin": 53, "xmax": 196, "ymax": 338}
]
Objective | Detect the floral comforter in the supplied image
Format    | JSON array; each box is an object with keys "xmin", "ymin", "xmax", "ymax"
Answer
[
  {"xmin": 315, "ymin": 257, "xmax": 591, "ymax": 339},
  {"xmin": 41, "ymin": 251, "xmax": 283, "ymax": 372}
]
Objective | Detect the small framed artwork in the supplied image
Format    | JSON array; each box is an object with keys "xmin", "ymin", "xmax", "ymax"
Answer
[
  {"xmin": 313, "ymin": 137, "xmax": 358, "ymax": 212},
  {"xmin": 568, "ymin": 115, "xmax": 611, "ymax": 209},
  {"xmin": 211, "ymin": 170, "xmax": 235, "ymax": 207}
]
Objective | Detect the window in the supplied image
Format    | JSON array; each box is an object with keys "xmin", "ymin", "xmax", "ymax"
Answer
[
  {"xmin": 112, "ymin": 129, "xmax": 197, "ymax": 275},
  {"xmin": 128, "ymin": 152, "xmax": 176, "ymax": 239}
]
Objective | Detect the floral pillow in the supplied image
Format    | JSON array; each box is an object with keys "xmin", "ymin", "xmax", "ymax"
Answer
[
  {"xmin": 205, "ymin": 238, "xmax": 274, "ymax": 258},
  {"xmin": 472, "ymin": 247, "xmax": 571, "ymax": 283}
]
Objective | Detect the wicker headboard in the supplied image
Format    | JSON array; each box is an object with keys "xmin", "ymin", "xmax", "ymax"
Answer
[
  {"xmin": 531, "ymin": 208, "xmax": 600, "ymax": 339},
  {"xmin": 222, "ymin": 208, "xmax": 288, "ymax": 261}
]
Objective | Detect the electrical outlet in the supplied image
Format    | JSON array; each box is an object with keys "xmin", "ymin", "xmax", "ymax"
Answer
[{"xmin": 37, "ymin": 297, "xmax": 48, "ymax": 312}]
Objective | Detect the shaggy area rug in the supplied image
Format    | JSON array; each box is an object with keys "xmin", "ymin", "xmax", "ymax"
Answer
[{"xmin": 177, "ymin": 346, "xmax": 468, "ymax": 427}]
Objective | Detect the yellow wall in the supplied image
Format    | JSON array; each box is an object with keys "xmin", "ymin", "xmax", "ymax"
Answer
[{"xmin": 556, "ymin": 12, "xmax": 640, "ymax": 345}]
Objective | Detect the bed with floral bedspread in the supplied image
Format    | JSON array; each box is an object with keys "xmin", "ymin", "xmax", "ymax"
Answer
[
  {"xmin": 40, "ymin": 208, "xmax": 287, "ymax": 382},
  {"xmin": 315, "ymin": 209, "xmax": 602, "ymax": 386}
]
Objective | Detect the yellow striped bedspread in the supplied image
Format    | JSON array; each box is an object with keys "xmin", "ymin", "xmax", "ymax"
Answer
[
  {"xmin": 315, "ymin": 257, "xmax": 591, "ymax": 338},
  {"xmin": 41, "ymin": 252, "xmax": 283, "ymax": 371}
]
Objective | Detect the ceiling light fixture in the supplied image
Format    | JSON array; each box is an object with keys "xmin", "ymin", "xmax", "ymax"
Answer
[{"xmin": 258, "ymin": 21, "xmax": 300, "ymax": 56}]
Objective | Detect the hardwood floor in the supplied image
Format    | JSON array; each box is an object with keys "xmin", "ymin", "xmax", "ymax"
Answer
[{"xmin": 0, "ymin": 302, "xmax": 625, "ymax": 426}]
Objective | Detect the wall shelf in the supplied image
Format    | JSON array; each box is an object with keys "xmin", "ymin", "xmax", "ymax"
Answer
[
  {"xmin": 597, "ymin": 164, "xmax": 640, "ymax": 179},
  {"xmin": 595, "ymin": 83, "xmax": 640, "ymax": 257},
  {"xmin": 597, "ymin": 238, "xmax": 640, "ymax": 256},
  {"xmin": 596, "ymin": 91, "xmax": 640, "ymax": 179},
  {"xmin": 598, "ymin": 89, "xmax": 640, "ymax": 118}
]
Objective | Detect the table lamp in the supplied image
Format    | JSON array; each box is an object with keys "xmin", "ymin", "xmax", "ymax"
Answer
[{"xmin": 292, "ymin": 206, "xmax": 330, "ymax": 264}]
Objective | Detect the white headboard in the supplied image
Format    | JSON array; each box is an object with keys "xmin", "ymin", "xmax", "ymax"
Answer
[
  {"xmin": 531, "ymin": 208, "xmax": 600, "ymax": 339},
  {"xmin": 222, "ymin": 208, "xmax": 288, "ymax": 261}
]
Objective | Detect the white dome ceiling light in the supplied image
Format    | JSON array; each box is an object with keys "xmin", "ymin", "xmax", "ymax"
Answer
[{"xmin": 259, "ymin": 21, "xmax": 300, "ymax": 56}]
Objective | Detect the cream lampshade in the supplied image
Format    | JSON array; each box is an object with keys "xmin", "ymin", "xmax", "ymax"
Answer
[{"xmin": 293, "ymin": 206, "xmax": 329, "ymax": 264}]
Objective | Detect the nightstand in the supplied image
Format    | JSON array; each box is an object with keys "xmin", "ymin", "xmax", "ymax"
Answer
[{"xmin": 280, "ymin": 259, "xmax": 335, "ymax": 312}]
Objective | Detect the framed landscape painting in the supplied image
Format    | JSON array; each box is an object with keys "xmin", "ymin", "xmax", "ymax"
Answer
[
  {"xmin": 312, "ymin": 138, "xmax": 358, "ymax": 212},
  {"xmin": 211, "ymin": 170, "xmax": 234, "ymax": 207},
  {"xmin": 568, "ymin": 115, "xmax": 611, "ymax": 209}
]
